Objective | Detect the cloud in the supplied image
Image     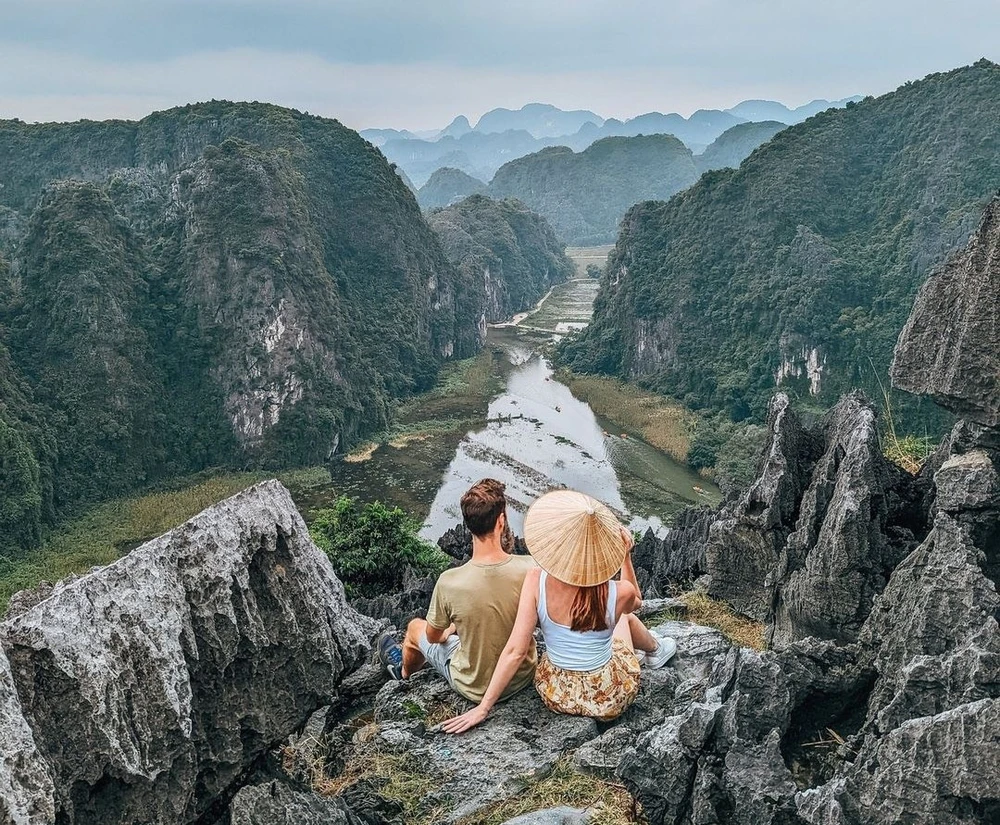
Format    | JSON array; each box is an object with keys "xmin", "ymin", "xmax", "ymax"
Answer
[{"xmin": 0, "ymin": 1, "xmax": 997, "ymax": 129}]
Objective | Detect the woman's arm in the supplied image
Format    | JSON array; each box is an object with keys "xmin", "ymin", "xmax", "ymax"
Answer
[
  {"xmin": 440, "ymin": 568, "xmax": 540, "ymax": 734},
  {"xmin": 617, "ymin": 527, "xmax": 643, "ymax": 614}
]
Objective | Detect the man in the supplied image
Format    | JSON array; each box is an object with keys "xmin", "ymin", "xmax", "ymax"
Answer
[{"xmin": 378, "ymin": 478, "xmax": 537, "ymax": 703}]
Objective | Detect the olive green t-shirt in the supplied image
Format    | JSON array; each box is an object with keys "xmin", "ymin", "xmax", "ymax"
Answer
[{"xmin": 426, "ymin": 554, "xmax": 537, "ymax": 702}]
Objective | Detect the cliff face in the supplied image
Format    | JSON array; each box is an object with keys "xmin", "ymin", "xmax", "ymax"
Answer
[
  {"xmin": 562, "ymin": 61, "xmax": 1000, "ymax": 427},
  {"xmin": 892, "ymin": 192, "xmax": 1000, "ymax": 427},
  {"xmin": 0, "ymin": 102, "xmax": 477, "ymax": 531},
  {"xmin": 427, "ymin": 195, "xmax": 576, "ymax": 327}
]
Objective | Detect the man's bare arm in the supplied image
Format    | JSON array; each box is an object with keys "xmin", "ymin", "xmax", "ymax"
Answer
[{"xmin": 424, "ymin": 622, "xmax": 456, "ymax": 644}]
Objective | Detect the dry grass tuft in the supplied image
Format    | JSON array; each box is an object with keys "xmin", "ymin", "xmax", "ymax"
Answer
[
  {"xmin": 456, "ymin": 757, "xmax": 639, "ymax": 825},
  {"xmin": 557, "ymin": 372, "xmax": 696, "ymax": 462},
  {"xmin": 678, "ymin": 591, "xmax": 767, "ymax": 651},
  {"xmin": 882, "ymin": 433, "xmax": 934, "ymax": 475},
  {"xmin": 313, "ymin": 726, "xmax": 449, "ymax": 825}
]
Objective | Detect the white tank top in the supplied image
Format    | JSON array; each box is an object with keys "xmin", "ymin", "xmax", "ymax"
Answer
[{"xmin": 537, "ymin": 570, "xmax": 617, "ymax": 671}]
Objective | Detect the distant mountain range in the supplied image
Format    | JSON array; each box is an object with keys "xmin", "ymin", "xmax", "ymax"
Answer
[
  {"xmin": 416, "ymin": 122, "xmax": 792, "ymax": 244},
  {"xmin": 364, "ymin": 97, "xmax": 861, "ymax": 186}
]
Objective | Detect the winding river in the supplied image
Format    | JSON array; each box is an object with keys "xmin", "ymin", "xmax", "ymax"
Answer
[{"xmin": 295, "ymin": 269, "xmax": 719, "ymax": 537}]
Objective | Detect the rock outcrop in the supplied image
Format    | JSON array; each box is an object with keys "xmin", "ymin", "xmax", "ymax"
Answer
[
  {"xmin": 631, "ymin": 391, "xmax": 927, "ymax": 650},
  {"xmin": 0, "ymin": 481, "xmax": 375, "ymax": 825},
  {"xmin": 892, "ymin": 192, "xmax": 1000, "ymax": 427},
  {"xmin": 617, "ymin": 193, "xmax": 1000, "ymax": 824}
]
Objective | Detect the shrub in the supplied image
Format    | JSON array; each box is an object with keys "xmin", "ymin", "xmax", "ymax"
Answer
[{"xmin": 309, "ymin": 496, "xmax": 449, "ymax": 598}]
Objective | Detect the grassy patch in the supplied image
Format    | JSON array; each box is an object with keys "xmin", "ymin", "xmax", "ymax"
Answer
[
  {"xmin": 0, "ymin": 467, "xmax": 331, "ymax": 613},
  {"xmin": 405, "ymin": 350, "xmax": 502, "ymax": 408},
  {"xmin": 457, "ymin": 756, "xmax": 638, "ymax": 825},
  {"xmin": 557, "ymin": 371, "xmax": 697, "ymax": 463},
  {"xmin": 882, "ymin": 433, "xmax": 935, "ymax": 474},
  {"xmin": 314, "ymin": 726, "xmax": 449, "ymax": 825},
  {"xmin": 678, "ymin": 591, "xmax": 766, "ymax": 651}
]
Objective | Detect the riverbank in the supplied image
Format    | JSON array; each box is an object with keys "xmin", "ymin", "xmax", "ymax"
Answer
[{"xmin": 556, "ymin": 371, "xmax": 698, "ymax": 464}]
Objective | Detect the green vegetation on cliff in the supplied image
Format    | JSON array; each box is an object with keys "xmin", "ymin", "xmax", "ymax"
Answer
[
  {"xmin": 561, "ymin": 61, "xmax": 1000, "ymax": 431},
  {"xmin": 427, "ymin": 195, "xmax": 576, "ymax": 323},
  {"xmin": 0, "ymin": 101, "xmax": 478, "ymax": 553},
  {"xmin": 309, "ymin": 496, "xmax": 448, "ymax": 598},
  {"xmin": 488, "ymin": 135, "xmax": 699, "ymax": 245}
]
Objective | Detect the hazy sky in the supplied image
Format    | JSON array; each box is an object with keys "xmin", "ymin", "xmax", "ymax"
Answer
[{"xmin": 2, "ymin": 0, "xmax": 997, "ymax": 130}]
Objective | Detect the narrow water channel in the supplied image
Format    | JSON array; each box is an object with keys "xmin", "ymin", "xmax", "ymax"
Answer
[{"xmin": 295, "ymin": 275, "xmax": 720, "ymax": 538}]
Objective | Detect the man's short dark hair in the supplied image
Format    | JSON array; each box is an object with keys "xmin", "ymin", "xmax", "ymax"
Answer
[{"xmin": 461, "ymin": 479, "xmax": 507, "ymax": 538}]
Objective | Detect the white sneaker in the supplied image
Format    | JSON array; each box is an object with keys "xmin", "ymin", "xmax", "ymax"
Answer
[
  {"xmin": 644, "ymin": 636, "xmax": 677, "ymax": 669},
  {"xmin": 635, "ymin": 650, "xmax": 647, "ymax": 665}
]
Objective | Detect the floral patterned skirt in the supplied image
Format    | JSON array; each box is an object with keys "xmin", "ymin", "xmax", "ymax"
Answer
[{"xmin": 534, "ymin": 638, "xmax": 641, "ymax": 721}]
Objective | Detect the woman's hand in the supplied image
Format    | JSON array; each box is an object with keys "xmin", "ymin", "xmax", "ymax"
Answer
[
  {"xmin": 620, "ymin": 524, "xmax": 635, "ymax": 552},
  {"xmin": 440, "ymin": 705, "xmax": 488, "ymax": 734}
]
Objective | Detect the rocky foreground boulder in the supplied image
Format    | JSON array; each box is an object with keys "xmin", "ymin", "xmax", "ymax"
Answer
[{"xmin": 0, "ymin": 480, "xmax": 376, "ymax": 825}]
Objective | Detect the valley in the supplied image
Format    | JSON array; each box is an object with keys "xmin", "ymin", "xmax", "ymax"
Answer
[{"xmin": 0, "ymin": 249, "xmax": 718, "ymax": 612}]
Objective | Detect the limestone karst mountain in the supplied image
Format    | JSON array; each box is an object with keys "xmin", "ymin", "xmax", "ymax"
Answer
[
  {"xmin": 488, "ymin": 134, "xmax": 700, "ymax": 245},
  {"xmin": 0, "ymin": 102, "xmax": 483, "ymax": 544},
  {"xmin": 561, "ymin": 61, "xmax": 1000, "ymax": 429},
  {"xmin": 427, "ymin": 194, "xmax": 576, "ymax": 327},
  {"xmin": 416, "ymin": 166, "xmax": 488, "ymax": 209},
  {"xmin": 370, "ymin": 98, "xmax": 856, "ymax": 188},
  {"xmin": 695, "ymin": 120, "xmax": 787, "ymax": 172}
]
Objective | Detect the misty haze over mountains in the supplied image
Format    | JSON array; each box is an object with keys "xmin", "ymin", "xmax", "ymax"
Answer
[{"xmin": 366, "ymin": 97, "xmax": 861, "ymax": 186}]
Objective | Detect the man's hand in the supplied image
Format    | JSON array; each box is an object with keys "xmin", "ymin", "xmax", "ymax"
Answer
[
  {"xmin": 439, "ymin": 705, "xmax": 488, "ymax": 734},
  {"xmin": 425, "ymin": 622, "xmax": 458, "ymax": 645}
]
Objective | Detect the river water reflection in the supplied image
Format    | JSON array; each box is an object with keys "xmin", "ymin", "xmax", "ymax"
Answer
[
  {"xmin": 420, "ymin": 331, "xmax": 717, "ymax": 538},
  {"xmin": 299, "ymin": 276, "xmax": 719, "ymax": 538}
]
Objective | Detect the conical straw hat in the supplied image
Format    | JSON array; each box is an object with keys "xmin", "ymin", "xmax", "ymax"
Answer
[{"xmin": 524, "ymin": 489, "xmax": 626, "ymax": 587}]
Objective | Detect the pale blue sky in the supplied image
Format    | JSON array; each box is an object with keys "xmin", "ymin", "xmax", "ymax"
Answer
[{"xmin": 2, "ymin": 0, "xmax": 997, "ymax": 129}]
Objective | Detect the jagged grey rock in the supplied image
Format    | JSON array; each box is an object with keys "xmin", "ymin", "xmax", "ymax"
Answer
[
  {"xmin": 229, "ymin": 781, "xmax": 363, "ymax": 825},
  {"xmin": 0, "ymin": 480, "xmax": 376, "ymax": 825},
  {"xmin": 0, "ymin": 646, "xmax": 55, "ymax": 825},
  {"xmin": 631, "ymin": 507, "xmax": 716, "ymax": 595},
  {"xmin": 703, "ymin": 392, "xmax": 920, "ymax": 649},
  {"xmin": 768, "ymin": 393, "xmax": 911, "ymax": 648},
  {"xmin": 705, "ymin": 394, "xmax": 819, "ymax": 621},
  {"xmin": 892, "ymin": 192, "xmax": 1000, "ymax": 427},
  {"xmin": 798, "ymin": 699, "xmax": 1000, "ymax": 825}
]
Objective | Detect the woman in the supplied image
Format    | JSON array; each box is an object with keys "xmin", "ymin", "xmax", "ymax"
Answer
[{"xmin": 442, "ymin": 489, "xmax": 676, "ymax": 734}]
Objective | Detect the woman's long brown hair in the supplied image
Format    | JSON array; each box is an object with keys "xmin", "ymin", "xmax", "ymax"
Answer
[{"xmin": 569, "ymin": 582, "xmax": 609, "ymax": 632}]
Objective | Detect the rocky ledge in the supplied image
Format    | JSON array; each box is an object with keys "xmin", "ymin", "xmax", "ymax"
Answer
[{"xmin": 0, "ymin": 481, "xmax": 376, "ymax": 825}]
